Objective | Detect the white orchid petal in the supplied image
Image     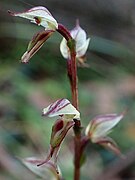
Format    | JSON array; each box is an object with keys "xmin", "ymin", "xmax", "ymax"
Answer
[
  {"xmin": 71, "ymin": 25, "xmax": 86, "ymax": 40},
  {"xmin": 9, "ymin": 6, "xmax": 58, "ymax": 30},
  {"xmin": 71, "ymin": 26, "xmax": 87, "ymax": 49},
  {"xmin": 85, "ymin": 113, "xmax": 123, "ymax": 140},
  {"xmin": 76, "ymin": 38, "xmax": 90, "ymax": 57},
  {"xmin": 60, "ymin": 38, "xmax": 69, "ymax": 59},
  {"xmin": 92, "ymin": 114, "xmax": 123, "ymax": 139},
  {"xmin": 60, "ymin": 22, "xmax": 89, "ymax": 60},
  {"xmin": 42, "ymin": 99, "xmax": 80, "ymax": 119}
]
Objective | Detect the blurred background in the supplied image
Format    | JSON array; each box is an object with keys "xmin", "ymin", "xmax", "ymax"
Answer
[{"xmin": 0, "ymin": 0, "xmax": 135, "ymax": 179}]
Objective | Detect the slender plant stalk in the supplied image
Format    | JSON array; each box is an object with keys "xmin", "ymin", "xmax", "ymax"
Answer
[
  {"xmin": 57, "ymin": 24, "xmax": 82, "ymax": 180},
  {"xmin": 70, "ymin": 47, "xmax": 78, "ymax": 109},
  {"xmin": 70, "ymin": 44, "xmax": 81, "ymax": 180}
]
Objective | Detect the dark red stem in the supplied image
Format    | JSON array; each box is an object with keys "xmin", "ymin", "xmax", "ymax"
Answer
[
  {"xmin": 57, "ymin": 23, "xmax": 81, "ymax": 180},
  {"xmin": 57, "ymin": 24, "xmax": 79, "ymax": 110},
  {"xmin": 57, "ymin": 24, "xmax": 72, "ymax": 41}
]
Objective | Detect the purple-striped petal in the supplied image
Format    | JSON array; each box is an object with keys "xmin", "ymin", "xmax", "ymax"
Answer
[
  {"xmin": 42, "ymin": 99, "xmax": 80, "ymax": 119},
  {"xmin": 8, "ymin": 6, "xmax": 58, "ymax": 30}
]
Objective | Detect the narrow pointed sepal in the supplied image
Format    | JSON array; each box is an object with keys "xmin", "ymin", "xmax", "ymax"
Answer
[
  {"xmin": 21, "ymin": 30, "xmax": 54, "ymax": 63},
  {"xmin": 94, "ymin": 137, "xmax": 123, "ymax": 156}
]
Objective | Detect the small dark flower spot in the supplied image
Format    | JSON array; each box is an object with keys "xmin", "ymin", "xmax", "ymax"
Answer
[{"xmin": 34, "ymin": 16, "xmax": 41, "ymax": 25}]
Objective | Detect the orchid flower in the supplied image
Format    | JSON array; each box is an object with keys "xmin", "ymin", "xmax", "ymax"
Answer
[
  {"xmin": 8, "ymin": 6, "xmax": 58, "ymax": 30},
  {"xmin": 8, "ymin": 6, "xmax": 58, "ymax": 63},
  {"xmin": 60, "ymin": 20, "xmax": 90, "ymax": 67},
  {"xmin": 38, "ymin": 99, "xmax": 80, "ymax": 168},
  {"xmin": 21, "ymin": 157, "xmax": 62, "ymax": 180},
  {"xmin": 21, "ymin": 99, "xmax": 80, "ymax": 175},
  {"xmin": 85, "ymin": 113, "xmax": 124, "ymax": 155}
]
